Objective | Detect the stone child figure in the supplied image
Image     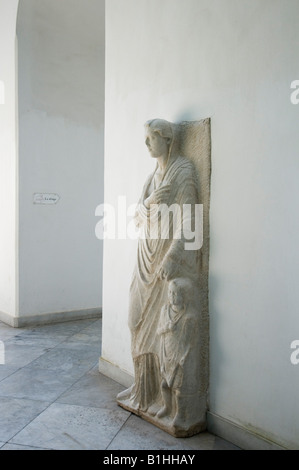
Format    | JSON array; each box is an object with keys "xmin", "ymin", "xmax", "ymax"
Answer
[{"xmin": 157, "ymin": 278, "xmax": 200, "ymax": 430}]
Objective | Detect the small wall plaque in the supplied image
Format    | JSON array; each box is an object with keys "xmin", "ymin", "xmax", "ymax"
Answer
[{"xmin": 33, "ymin": 193, "xmax": 60, "ymax": 205}]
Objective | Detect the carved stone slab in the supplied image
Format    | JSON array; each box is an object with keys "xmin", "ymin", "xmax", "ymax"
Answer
[{"xmin": 117, "ymin": 119, "xmax": 211, "ymax": 438}]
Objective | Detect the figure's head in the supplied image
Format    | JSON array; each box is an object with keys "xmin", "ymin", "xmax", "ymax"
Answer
[
  {"xmin": 144, "ymin": 119, "xmax": 174, "ymax": 159},
  {"xmin": 168, "ymin": 278, "xmax": 194, "ymax": 312}
]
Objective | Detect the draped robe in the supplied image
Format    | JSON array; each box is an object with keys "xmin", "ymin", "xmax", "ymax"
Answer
[{"xmin": 127, "ymin": 154, "xmax": 200, "ymax": 411}]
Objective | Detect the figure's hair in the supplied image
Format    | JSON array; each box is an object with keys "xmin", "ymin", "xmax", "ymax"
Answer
[
  {"xmin": 169, "ymin": 277, "xmax": 194, "ymax": 298},
  {"xmin": 145, "ymin": 119, "xmax": 174, "ymax": 141}
]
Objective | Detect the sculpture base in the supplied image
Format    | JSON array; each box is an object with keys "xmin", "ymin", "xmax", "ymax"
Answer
[{"xmin": 117, "ymin": 396, "xmax": 207, "ymax": 438}]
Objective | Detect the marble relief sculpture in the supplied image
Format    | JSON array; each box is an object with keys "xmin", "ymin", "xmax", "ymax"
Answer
[{"xmin": 117, "ymin": 118, "xmax": 211, "ymax": 437}]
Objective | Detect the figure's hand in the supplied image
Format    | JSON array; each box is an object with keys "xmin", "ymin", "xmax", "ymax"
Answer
[
  {"xmin": 158, "ymin": 259, "xmax": 177, "ymax": 281},
  {"xmin": 145, "ymin": 185, "xmax": 171, "ymax": 208}
]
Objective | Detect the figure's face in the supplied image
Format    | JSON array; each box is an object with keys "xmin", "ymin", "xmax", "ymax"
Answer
[
  {"xmin": 168, "ymin": 284, "xmax": 184, "ymax": 312},
  {"xmin": 145, "ymin": 129, "xmax": 169, "ymax": 159}
]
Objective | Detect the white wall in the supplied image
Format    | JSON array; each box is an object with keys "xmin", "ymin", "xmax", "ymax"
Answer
[
  {"xmin": 103, "ymin": 0, "xmax": 299, "ymax": 448},
  {"xmin": 17, "ymin": 0, "xmax": 105, "ymax": 317},
  {"xmin": 0, "ymin": 0, "xmax": 19, "ymax": 318}
]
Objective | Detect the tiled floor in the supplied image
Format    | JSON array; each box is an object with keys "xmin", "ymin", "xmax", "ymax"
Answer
[{"xmin": 0, "ymin": 318, "xmax": 239, "ymax": 450}]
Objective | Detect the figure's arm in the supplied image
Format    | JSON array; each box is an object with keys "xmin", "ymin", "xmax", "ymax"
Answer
[
  {"xmin": 144, "ymin": 184, "xmax": 171, "ymax": 209},
  {"xmin": 157, "ymin": 306, "xmax": 171, "ymax": 335},
  {"xmin": 179, "ymin": 317, "xmax": 196, "ymax": 367},
  {"xmin": 135, "ymin": 183, "xmax": 171, "ymax": 228}
]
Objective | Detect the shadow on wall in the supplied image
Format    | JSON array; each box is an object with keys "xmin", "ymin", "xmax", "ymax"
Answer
[
  {"xmin": 0, "ymin": 81, "xmax": 5, "ymax": 104},
  {"xmin": 207, "ymin": 273, "xmax": 226, "ymax": 413}
]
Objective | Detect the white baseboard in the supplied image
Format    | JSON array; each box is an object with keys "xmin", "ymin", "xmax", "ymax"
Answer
[
  {"xmin": 207, "ymin": 412, "xmax": 286, "ymax": 450},
  {"xmin": 98, "ymin": 356, "xmax": 134, "ymax": 388},
  {"xmin": 0, "ymin": 310, "xmax": 18, "ymax": 327},
  {"xmin": 0, "ymin": 308, "xmax": 102, "ymax": 328}
]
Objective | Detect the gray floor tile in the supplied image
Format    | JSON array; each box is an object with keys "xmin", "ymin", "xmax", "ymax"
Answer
[
  {"xmin": 0, "ymin": 365, "xmax": 20, "ymax": 382},
  {"xmin": 13, "ymin": 328, "xmax": 69, "ymax": 343},
  {"xmin": 58, "ymin": 326, "xmax": 101, "ymax": 351},
  {"xmin": 176, "ymin": 431, "xmax": 240, "ymax": 450},
  {"xmin": 0, "ymin": 318, "xmax": 239, "ymax": 451},
  {"xmin": 77, "ymin": 319, "xmax": 102, "ymax": 332},
  {"xmin": 107, "ymin": 414, "xmax": 191, "ymax": 451},
  {"xmin": 80, "ymin": 320, "xmax": 102, "ymax": 338},
  {"xmin": 0, "ymin": 323, "xmax": 30, "ymax": 339},
  {"xmin": 0, "ymin": 366, "xmax": 80, "ymax": 401},
  {"xmin": 23, "ymin": 319, "xmax": 98, "ymax": 338},
  {"xmin": 0, "ymin": 320, "xmax": 94, "ymax": 345},
  {"xmin": 1, "ymin": 443, "xmax": 47, "ymax": 450},
  {"xmin": 0, "ymin": 397, "xmax": 49, "ymax": 442},
  {"xmin": 0, "ymin": 329, "xmax": 25, "ymax": 341},
  {"xmin": 11, "ymin": 402, "xmax": 130, "ymax": 450},
  {"xmin": 11, "ymin": 320, "xmax": 101, "ymax": 351},
  {"xmin": 107, "ymin": 414, "xmax": 240, "ymax": 451},
  {"xmin": 4, "ymin": 333, "xmax": 66, "ymax": 349},
  {"xmin": 3, "ymin": 343, "xmax": 51, "ymax": 367},
  {"xmin": 57, "ymin": 370, "xmax": 124, "ymax": 409},
  {"xmin": 27, "ymin": 347, "xmax": 99, "ymax": 376}
]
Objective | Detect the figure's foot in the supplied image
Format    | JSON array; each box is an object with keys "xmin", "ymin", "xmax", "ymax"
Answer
[
  {"xmin": 117, "ymin": 384, "xmax": 135, "ymax": 401},
  {"xmin": 157, "ymin": 406, "xmax": 169, "ymax": 419},
  {"xmin": 146, "ymin": 403, "xmax": 160, "ymax": 417}
]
